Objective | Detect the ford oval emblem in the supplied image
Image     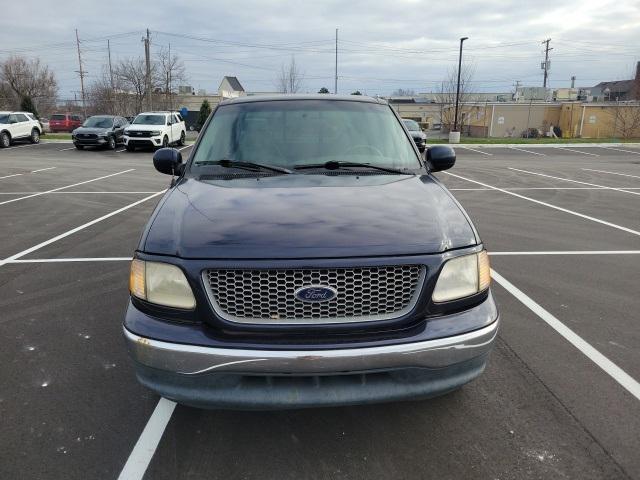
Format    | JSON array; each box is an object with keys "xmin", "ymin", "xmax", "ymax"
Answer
[{"xmin": 294, "ymin": 285, "xmax": 337, "ymax": 303}]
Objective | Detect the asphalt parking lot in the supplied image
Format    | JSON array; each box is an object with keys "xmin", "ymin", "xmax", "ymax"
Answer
[{"xmin": 1, "ymin": 140, "xmax": 639, "ymax": 480}]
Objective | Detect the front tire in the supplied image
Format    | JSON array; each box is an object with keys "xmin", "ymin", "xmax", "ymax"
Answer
[
  {"xmin": 126, "ymin": 144, "xmax": 135, "ymax": 152},
  {"xmin": 30, "ymin": 128, "xmax": 40, "ymax": 144},
  {"xmin": 75, "ymin": 144, "xmax": 84, "ymax": 150},
  {"xmin": 107, "ymin": 136, "xmax": 116, "ymax": 150},
  {"xmin": 0, "ymin": 131, "xmax": 10, "ymax": 148},
  {"xmin": 178, "ymin": 131, "xmax": 185, "ymax": 146}
]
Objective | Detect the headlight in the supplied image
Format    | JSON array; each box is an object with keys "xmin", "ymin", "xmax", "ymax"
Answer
[
  {"xmin": 124, "ymin": 129, "xmax": 130, "ymax": 135},
  {"xmin": 432, "ymin": 251, "xmax": 490, "ymax": 303},
  {"xmin": 150, "ymin": 130, "xmax": 162, "ymax": 136},
  {"xmin": 129, "ymin": 259, "xmax": 196, "ymax": 309}
]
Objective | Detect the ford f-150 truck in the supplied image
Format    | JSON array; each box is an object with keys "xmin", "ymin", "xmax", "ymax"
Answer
[{"xmin": 123, "ymin": 95, "xmax": 499, "ymax": 409}]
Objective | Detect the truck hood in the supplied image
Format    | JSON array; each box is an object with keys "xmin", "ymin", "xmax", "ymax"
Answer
[
  {"xmin": 127, "ymin": 124, "xmax": 165, "ymax": 131},
  {"xmin": 142, "ymin": 173, "xmax": 478, "ymax": 259}
]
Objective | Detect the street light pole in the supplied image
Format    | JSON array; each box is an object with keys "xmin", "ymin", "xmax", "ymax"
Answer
[{"xmin": 453, "ymin": 36, "xmax": 468, "ymax": 132}]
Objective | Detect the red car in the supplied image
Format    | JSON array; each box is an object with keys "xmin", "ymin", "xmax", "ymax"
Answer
[{"xmin": 49, "ymin": 113, "xmax": 83, "ymax": 133}]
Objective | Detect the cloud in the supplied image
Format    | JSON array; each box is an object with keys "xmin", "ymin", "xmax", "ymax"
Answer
[{"xmin": 1, "ymin": 0, "xmax": 639, "ymax": 98}]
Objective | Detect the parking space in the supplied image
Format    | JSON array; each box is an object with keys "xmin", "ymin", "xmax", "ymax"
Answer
[{"xmin": 1, "ymin": 143, "xmax": 640, "ymax": 479}]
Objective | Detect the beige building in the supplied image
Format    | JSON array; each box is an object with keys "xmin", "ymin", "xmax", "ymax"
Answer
[
  {"xmin": 389, "ymin": 101, "xmax": 442, "ymax": 129},
  {"xmin": 443, "ymin": 101, "xmax": 640, "ymax": 139}
]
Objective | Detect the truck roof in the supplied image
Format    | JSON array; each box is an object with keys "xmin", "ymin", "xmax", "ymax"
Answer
[{"xmin": 219, "ymin": 94, "xmax": 388, "ymax": 106}]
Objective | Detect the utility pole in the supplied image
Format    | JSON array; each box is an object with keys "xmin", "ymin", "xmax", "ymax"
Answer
[
  {"xmin": 334, "ymin": 28, "xmax": 338, "ymax": 94},
  {"xmin": 571, "ymin": 75, "xmax": 576, "ymax": 88},
  {"xmin": 168, "ymin": 42, "xmax": 172, "ymax": 111},
  {"xmin": 75, "ymin": 29, "xmax": 87, "ymax": 117},
  {"xmin": 108, "ymin": 40, "xmax": 114, "ymax": 90},
  {"xmin": 108, "ymin": 39, "xmax": 114, "ymax": 114},
  {"xmin": 143, "ymin": 29, "xmax": 152, "ymax": 110},
  {"xmin": 514, "ymin": 80, "xmax": 521, "ymax": 101},
  {"xmin": 453, "ymin": 36, "xmax": 468, "ymax": 132},
  {"xmin": 541, "ymin": 38, "xmax": 552, "ymax": 88}
]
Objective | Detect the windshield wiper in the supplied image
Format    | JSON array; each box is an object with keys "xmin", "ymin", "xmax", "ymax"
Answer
[
  {"xmin": 196, "ymin": 159, "xmax": 293, "ymax": 174},
  {"xmin": 294, "ymin": 161, "xmax": 410, "ymax": 174}
]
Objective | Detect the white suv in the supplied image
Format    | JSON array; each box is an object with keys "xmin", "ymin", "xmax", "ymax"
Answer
[
  {"xmin": 0, "ymin": 111, "xmax": 42, "ymax": 148},
  {"xmin": 123, "ymin": 111, "xmax": 186, "ymax": 151}
]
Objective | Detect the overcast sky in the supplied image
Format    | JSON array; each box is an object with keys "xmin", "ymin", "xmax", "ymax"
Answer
[{"xmin": 1, "ymin": 0, "xmax": 639, "ymax": 99}]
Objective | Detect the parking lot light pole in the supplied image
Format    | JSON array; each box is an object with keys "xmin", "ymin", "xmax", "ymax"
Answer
[{"xmin": 453, "ymin": 36, "xmax": 468, "ymax": 133}]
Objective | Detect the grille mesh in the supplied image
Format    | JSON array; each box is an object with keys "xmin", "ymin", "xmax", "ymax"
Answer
[{"xmin": 204, "ymin": 266, "xmax": 424, "ymax": 324}]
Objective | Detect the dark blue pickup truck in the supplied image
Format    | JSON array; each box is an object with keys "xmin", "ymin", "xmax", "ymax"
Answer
[{"xmin": 123, "ymin": 95, "xmax": 499, "ymax": 409}]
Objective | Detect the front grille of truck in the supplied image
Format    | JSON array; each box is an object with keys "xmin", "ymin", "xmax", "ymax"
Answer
[
  {"xmin": 127, "ymin": 130, "xmax": 153, "ymax": 138},
  {"xmin": 203, "ymin": 266, "xmax": 425, "ymax": 325}
]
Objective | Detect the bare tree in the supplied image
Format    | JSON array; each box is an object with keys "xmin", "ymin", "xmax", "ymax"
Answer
[
  {"xmin": 611, "ymin": 102, "xmax": 640, "ymax": 139},
  {"xmin": 276, "ymin": 56, "xmax": 304, "ymax": 94},
  {"xmin": 86, "ymin": 66, "xmax": 137, "ymax": 116},
  {"xmin": 392, "ymin": 88, "xmax": 416, "ymax": 97},
  {"xmin": 156, "ymin": 47, "xmax": 187, "ymax": 109},
  {"xmin": 0, "ymin": 55, "xmax": 57, "ymax": 111},
  {"xmin": 0, "ymin": 81, "xmax": 14, "ymax": 110},
  {"xmin": 114, "ymin": 57, "xmax": 158, "ymax": 113},
  {"xmin": 436, "ymin": 64, "xmax": 475, "ymax": 133}
]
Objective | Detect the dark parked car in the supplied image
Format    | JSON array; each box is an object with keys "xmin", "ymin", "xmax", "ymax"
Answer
[
  {"xmin": 72, "ymin": 115, "xmax": 129, "ymax": 150},
  {"xmin": 49, "ymin": 113, "xmax": 83, "ymax": 133},
  {"xmin": 402, "ymin": 118, "xmax": 427, "ymax": 151},
  {"xmin": 123, "ymin": 95, "xmax": 498, "ymax": 409}
]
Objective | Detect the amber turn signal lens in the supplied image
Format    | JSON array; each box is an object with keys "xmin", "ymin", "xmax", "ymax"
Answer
[
  {"xmin": 478, "ymin": 250, "xmax": 491, "ymax": 291},
  {"xmin": 129, "ymin": 259, "xmax": 146, "ymax": 300}
]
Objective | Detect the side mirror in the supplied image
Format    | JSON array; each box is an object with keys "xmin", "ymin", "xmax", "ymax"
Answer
[
  {"xmin": 426, "ymin": 146, "xmax": 456, "ymax": 172},
  {"xmin": 153, "ymin": 148, "xmax": 183, "ymax": 175}
]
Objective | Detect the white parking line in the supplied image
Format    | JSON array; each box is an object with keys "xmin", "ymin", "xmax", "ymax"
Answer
[
  {"xmin": 490, "ymin": 250, "xmax": 640, "ymax": 256},
  {"xmin": 117, "ymin": 398, "xmax": 176, "ymax": 480},
  {"xmin": 509, "ymin": 167, "xmax": 640, "ymax": 197},
  {"xmin": 555, "ymin": 146, "xmax": 600, "ymax": 156},
  {"xmin": 508, "ymin": 146, "xmax": 546, "ymax": 156},
  {"xmin": 9, "ymin": 252, "xmax": 640, "ymax": 263},
  {"xmin": 116, "ymin": 149, "xmax": 126, "ymax": 153},
  {"xmin": 0, "ymin": 191, "xmax": 158, "ymax": 195},
  {"xmin": 0, "ymin": 191, "xmax": 165, "ymax": 267},
  {"xmin": 458, "ymin": 146, "xmax": 493, "ymax": 156},
  {"xmin": 2, "ymin": 143, "xmax": 40, "ymax": 150},
  {"xmin": 601, "ymin": 146, "xmax": 640, "ymax": 155},
  {"xmin": 0, "ymin": 169, "xmax": 135, "ymax": 206},
  {"xmin": 448, "ymin": 187, "xmax": 640, "ymax": 191},
  {"xmin": 491, "ymin": 269, "xmax": 640, "ymax": 402},
  {"xmin": 59, "ymin": 146, "xmax": 76, "ymax": 151},
  {"xmin": 0, "ymin": 173, "xmax": 22, "ymax": 180},
  {"xmin": 582, "ymin": 168, "xmax": 640, "ymax": 180},
  {"xmin": 31, "ymin": 167, "xmax": 56, "ymax": 173},
  {"xmin": 7, "ymin": 257, "xmax": 132, "ymax": 263},
  {"xmin": 444, "ymin": 171, "xmax": 640, "ymax": 237}
]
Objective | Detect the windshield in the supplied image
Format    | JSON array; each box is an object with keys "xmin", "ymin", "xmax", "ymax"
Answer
[
  {"xmin": 132, "ymin": 114, "xmax": 165, "ymax": 125},
  {"xmin": 402, "ymin": 119, "xmax": 420, "ymax": 131},
  {"xmin": 192, "ymin": 100, "xmax": 420, "ymax": 170},
  {"xmin": 51, "ymin": 114, "xmax": 66, "ymax": 120},
  {"xmin": 83, "ymin": 116, "xmax": 113, "ymax": 128}
]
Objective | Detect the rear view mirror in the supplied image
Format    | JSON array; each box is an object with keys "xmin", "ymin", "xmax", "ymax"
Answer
[
  {"xmin": 153, "ymin": 148, "xmax": 183, "ymax": 175},
  {"xmin": 427, "ymin": 146, "xmax": 456, "ymax": 172}
]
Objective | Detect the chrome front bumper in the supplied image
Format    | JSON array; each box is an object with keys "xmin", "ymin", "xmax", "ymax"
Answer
[{"xmin": 124, "ymin": 319, "xmax": 499, "ymax": 376}]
